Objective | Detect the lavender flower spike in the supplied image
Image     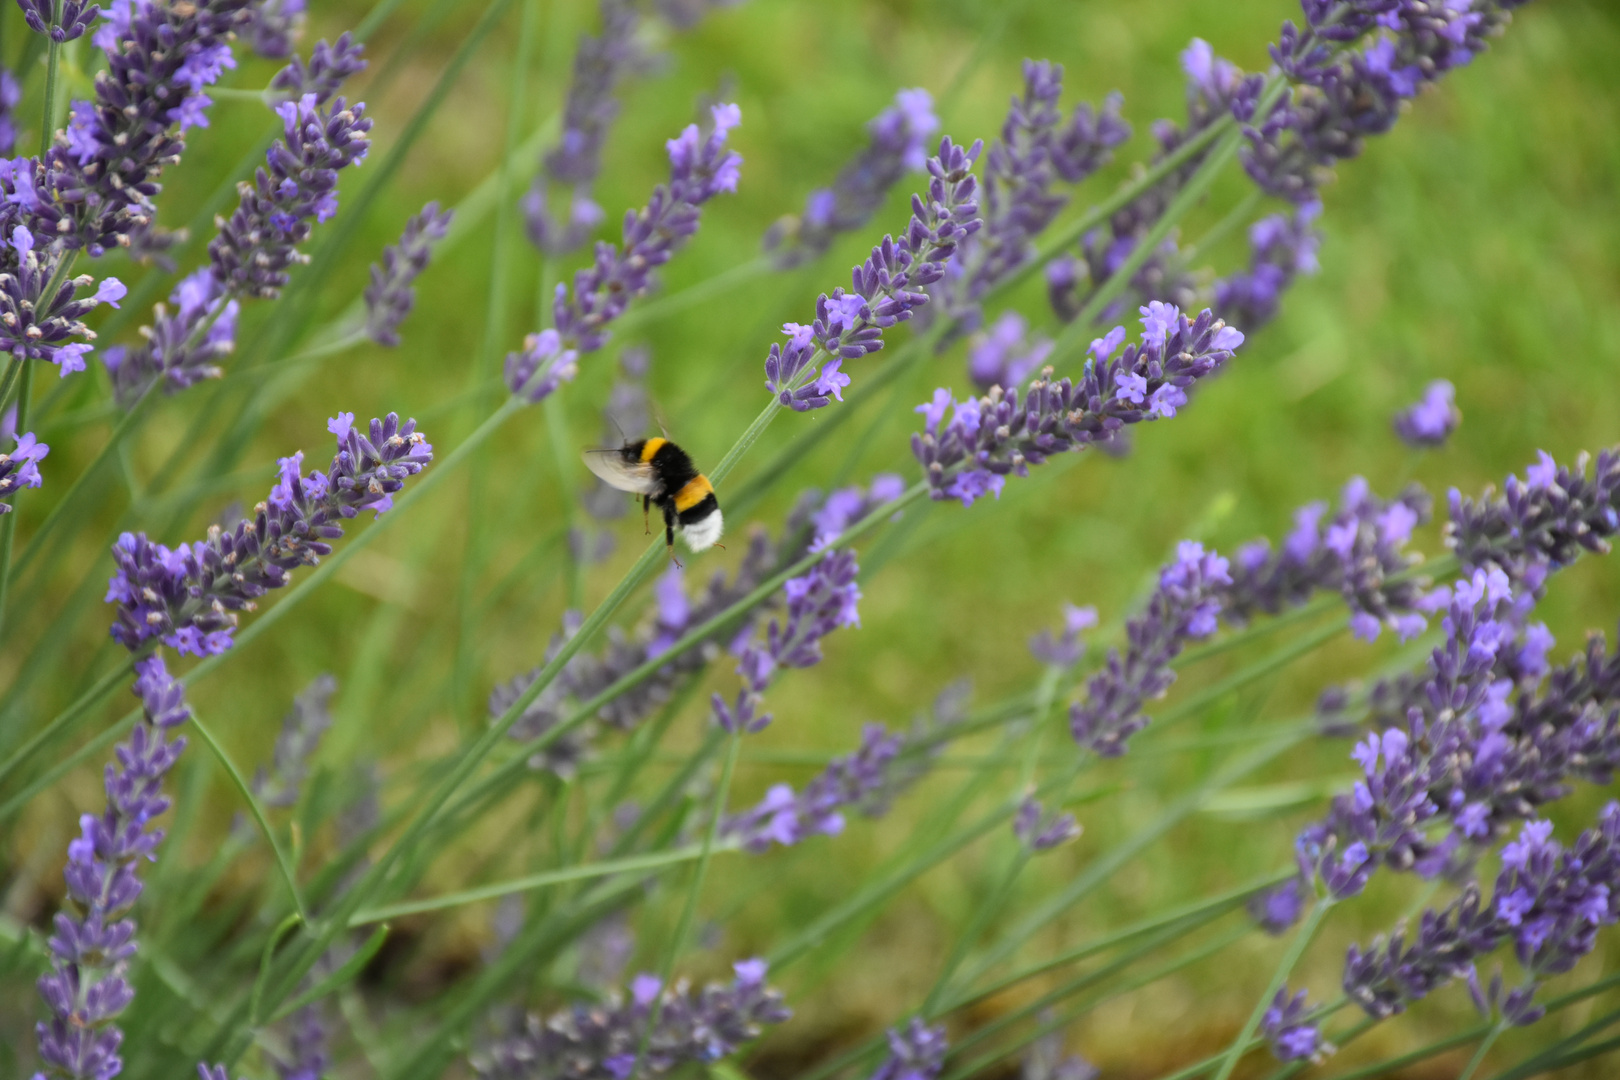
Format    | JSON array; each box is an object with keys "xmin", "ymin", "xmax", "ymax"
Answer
[
  {"xmin": 365, "ymin": 201, "xmax": 455, "ymax": 346},
  {"xmin": 0, "ymin": 226, "xmax": 127, "ymax": 374},
  {"xmin": 723, "ymin": 723, "xmax": 903, "ymax": 852},
  {"xmin": 270, "ymin": 32, "xmax": 367, "ymax": 105},
  {"xmin": 106, "ymin": 413, "xmax": 433, "ymax": 656},
  {"xmin": 871, "ymin": 1020, "xmax": 949, "ymax": 1080},
  {"xmin": 1260, "ymin": 987, "xmax": 1322, "ymax": 1063},
  {"xmin": 0, "ymin": 68, "xmax": 19, "ymax": 154},
  {"xmin": 34, "ymin": 656, "xmax": 191, "ymax": 1080},
  {"xmin": 1212, "ymin": 200, "xmax": 1321, "ymax": 332},
  {"xmin": 1013, "ymin": 793, "xmax": 1081, "ymax": 852},
  {"xmin": 1393, "ymin": 379, "xmax": 1461, "ymax": 449},
  {"xmin": 0, "ymin": 429, "xmax": 48, "ymax": 510},
  {"xmin": 1028, "ymin": 602, "xmax": 1096, "ymax": 668},
  {"xmin": 103, "ymin": 268, "xmax": 239, "ymax": 408},
  {"xmin": 253, "ymin": 674, "xmax": 336, "ymax": 808},
  {"xmin": 552, "ymin": 103, "xmax": 743, "ymax": 354},
  {"xmin": 17, "ymin": 0, "xmax": 100, "ymax": 43},
  {"xmin": 246, "ymin": 0, "xmax": 306, "ymax": 60}
]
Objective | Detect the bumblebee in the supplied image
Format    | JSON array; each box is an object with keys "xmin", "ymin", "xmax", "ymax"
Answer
[{"xmin": 583, "ymin": 437, "xmax": 724, "ymax": 557}]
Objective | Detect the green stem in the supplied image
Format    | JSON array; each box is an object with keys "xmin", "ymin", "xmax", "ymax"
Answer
[
  {"xmin": 1458, "ymin": 1022, "xmax": 1505, "ymax": 1080},
  {"xmin": 187, "ymin": 709, "xmax": 310, "ymax": 923},
  {"xmin": 1208, "ymin": 900, "xmax": 1330, "ymax": 1080},
  {"xmin": 39, "ymin": 8, "xmax": 59, "ymax": 156},
  {"xmin": 0, "ymin": 354, "xmax": 20, "ymax": 410}
]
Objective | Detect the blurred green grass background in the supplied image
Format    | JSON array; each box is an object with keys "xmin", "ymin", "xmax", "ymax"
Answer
[{"xmin": 5, "ymin": 0, "xmax": 1620, "ymax": 1076}]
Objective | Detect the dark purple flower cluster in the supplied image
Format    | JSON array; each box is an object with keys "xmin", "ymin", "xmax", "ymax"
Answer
[
  {"xmin": 471, "ymin": 959, "xmax": 791, "ymax": 1080},
  {"xmin": 765, "ymin": 137, "xmax": 983, "ymax": 412},
  {"xmin": 1028, "ymin": 602, "xmax": 1097, "ymax": 668},
  {"xmin": 1344, "ymin": 806, "xmax": 1620, "ymax": 1024},
  {"xmin": 252, "ymin": 674, "xmax": 335, "ymax": 808},
  {"xmin": 365, "ymin": 201, "xmax": 454, "ymax": 346},
  {"xmin": 966, "ymin": 311, "xmax": 1053, "ymax": 394},
  {"xmin": 945, "ymin": 61, "xmax": 1127, "ymax": 329},
  {"xmin": 1392, "ymin": 379, "xmax": 1460, "ymax": 449},
  {"xmin": 269, "ymin": 32, "xmax": 367, "ymax": 105},
  {"xmin": 33, "ymin": 656, "xmax": 191, "ymax": 1080},
  {"xmin": 723, "ymin": 723, "xmax": 902, "ymax": 852},
  {"xmin": 1446, "ymin": 448, "xmax": 1620, "ymax": 588},
  {"xmin": 1243, "ymin": 1, "xmax": 1523, "ymax": 203},
  {"xmin": 1070, "ymin": 541, "xmax": 1232, "ymax": 757},
  {"xmin": 103, "ymin": 268, "xmax": 238, "ymax": 407},
  {"xmin": 871, "ymin": 1019, "xmax": 949, "ymax": 1080},
  {"xmin": 1260, "ymin": 986, "xmax": 1321, "ymax": 1062},
  {"xmin": 911, "ymin": 305, "xmax": 1243, "ymax": 505},
  {"xmin": 0, "ymin": 224, "xmax": 126, "ymax": 373},
  {"xmin": 712, "ymin": 547, "xmax": 862, "ymax": 734},
  {"xmin": 552, "ymin": 103, "xmax": 742, "ymax": 354},
  {"xmin": 246, "ymin": 0, "xmax": 306, "ymax": 59},
  {"xmin": 106, "ymin": 413, "xmax": 432, "ymax": 656},
  {"xmin": 1013, "ymin": 793, "xmax": 1081, "ymax": 852},
  {"xmin": 1224, "ymin": 476, "xmax": 1436, "ymax": 642},
  {"xmin": 0, "ymin": 429, "xmax": 48, "ymax": 509},
  {"xmin": 208, "ymin": 91, "xmax": 372, "ymax": 299},
  {"xmin": 1212, "ymin": 200, "xmax": 1321, "ymax": 331},
  {"xmin": 18, "ymin": 0, "xmax": 99, "ymax": 44},
  {"xmin": 523, "ymin": 0, "xmax": 643, "ymax": 255},
  {"xmin": 765, "ymin": 88, "xmax": 939, "ymax": 268}
]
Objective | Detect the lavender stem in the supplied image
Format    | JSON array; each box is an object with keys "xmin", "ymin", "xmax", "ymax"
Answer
[
  {"xmin": 1210, "ymin": 901, "xmax": 1332, "ymax": 1080},
  {"xmin": 39, "ymin": 7, "xmax": 59, "ymax": 156}
]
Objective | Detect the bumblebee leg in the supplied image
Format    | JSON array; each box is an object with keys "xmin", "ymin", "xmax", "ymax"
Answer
[
  {"xmin": 643, "ymin": 495, "xmax": 652, "ymax": 535},
  {"xmin": 664, "ymin": 506, "xmax": 682, "ymax": 568}
]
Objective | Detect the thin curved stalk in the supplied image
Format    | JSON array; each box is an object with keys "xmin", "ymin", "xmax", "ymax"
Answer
[{"xmin": 1208, "ymin": 901, "xmax": 1330, "ymax": 1080}]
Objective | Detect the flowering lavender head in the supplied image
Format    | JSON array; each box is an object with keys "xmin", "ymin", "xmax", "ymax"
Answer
[
  {"xmin": 871, "ymin": 1020, "xmax": 948, "ymax": 1080},
  {"xmin": 553, "ymin": 104, "xmax": 742, "ymax": 353},
  {"xmin": 967, "ymin": 311, "xmax": 1054, "ymax": 394},
  {"xmin": 365, "ymin": 201, "xmax": 454, "ymax": 346},
  {"xmin": 104, "ymin": 268, "xmax": 238, "ymax": 408},
  {"xmin": 1028, "ymin": 602, "xmax": 1097, "ymax": 668},
  {"xmin": 1013, "ymin": 793, "xmax": 1081, "ymax": 852},
  {"xmin": 270, "ymin": 33, "xmax": 368, "ymax": 105},
  {"xmin": 504, "ymin": 329, "xmax": 580, "ymax": 404},
  {"xmin": 766, "ymin": 87, "xmax": 940, "ymax": 267},
  {"xmin": 34, "ymin": 655, "xmax": 191, "ymax": 1080},
  {"xmin": 1447, "ymin": 448, "xmax": 1620, "ymax": 587},
  {"xmin": 252, "ymin": 674, "xmax": 336, "ymax": 808},
  {"xmin": 724, "ymin": 723, "xmax": 905, "ymax": 852},
  {"xmin": 106, "ymin": 414, "xmax": 432, "ymax": 655},
  {"xmin": 1393, "ymin": 379, "xmax": 1461, "ymax": 448},
  {"xmin": 0, "ymin": 429, "xmax": 48, "ymax": 509},
  {"xmin": 1343, "ymin": 881, "xmax": 1502, "ymax": 1020},
  {"xmin": 1213, "ymin": 201, "xmax": 1322, "ymax": 331},
  {"xmin": 0, "ymin": 226, "xmax": 126, "ymax": 374},
  {"xmin": 1260, "ymin": 987, "xmax": 1321, "ymax": 1062},
  {"xmin": 209, "ymin": 92, "xmax": 372, "ymax": 299},
  {"xmin": 246, "ymin": 0, "xmax": 306, "ymax": 59},
  {"xmin": 1492, "ymin": 810, "xmax": 1620, "ymax": 983},
  {"xmin": 17, "ymin": 0, "xmax": 99, "ymax": 43}
]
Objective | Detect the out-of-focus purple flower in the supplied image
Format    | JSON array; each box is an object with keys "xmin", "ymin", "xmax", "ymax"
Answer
[
  {"xmin": 269, "ymin": 32, "xmax": 367, "ymax": 106},
  {"xmin": 1070, "ymin": 541, "xmax": 1232, "ymax": 757},
  {"xmin": 1022, "ymin": 1028, "xmax": 1098, "ymax": 1080},
  {"xmin": 724, "ymin": 724, "xmax": 902, "ymax": 852},
  {"xmin": 1250, "ymin": 877, "xmax": 1305, "ymax": 935},
  {"xmin": 252, "ymin": 674, "xmax": 336, "ymax": 809},
  {"xmin": 1013, "ymin": 793, "xmax": 1081, "ymax": 852},
  {"xmin": 0, "ymin": 225, "xmax": 125, "ymax": 374},
  {"xmin": 470, "ymin": 959, "xmax": 790, "ymax": 1080},
  {"xmin": 246, "ymin": 0, "xmax": 305, "ymax": 59},
  {"xmin": 871, "ymin": 1019, "xmax": 948, "ymax": 1080},
  {"xmin": 33, "ymin": 655, "xmax": 191, "ymax": 1080},
  {"xmin": 712, "ymin": 547, "xmax": 862, "ymax": 734},
  {"xmin": 270, "ymin": 1003, "xmax": 330, "ymax": 1080},
  {"xmin": 17, "ymin": 0, "xmax": 99, "ymax": 43},
  {"xmin": 365, "ymin": 201, "xmax": 454, "ymax": 346},
  {"xmin": 967, "ymin": 311, "xmax": 1054, "ymax": 394},
  {"xmin": 0, "ymin": 429, "xmax": 48, "ymax": 509},
  {"xmin": 503, "ymin": 329, "xmax": 580, "ymax": 404},
  {"xmin": 1260, "ymin": 987, "xmax": 1321, "ymax": 1062},
  {"xmin": 551, "ymin": 103, "xmax": 743, "ymax": 355},
  {"xmin": 913, "ymin": 307, "xmax": 1243, "ymax": 503},
  {"xmin": 1393, "ymin": 380, "xmax": 1461, "ymax": 449},
  {"xmin": 0, "ymin": 69, "xmax": 19, "ymax": 154},
  {"xmin": 766, "ymin": 137, "xmax": 982, "ymax": 411},
  {"xmin": 105, "ymin": 414, "xmax": 432, "ymax": 656},
  {"xmin": 766, "ymin": 87, "xmax": 940, "ymax": 268},
  {"xmin": 1213, "ymin": 201, "xmax": 1321, "ymax": 331},
  {"xmin": 104, "ymin": 268, "xmax": 238, "ymax": 407},
  {"xmin": 209, "ymin": 91, "xmax": 371, "ymax": 299},
  {"xmin": 1029, "ymin": 602, "xmax": 1097, "ymax": 668}
]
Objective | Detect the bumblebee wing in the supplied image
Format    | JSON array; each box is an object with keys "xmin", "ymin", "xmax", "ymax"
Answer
[{"xmin": 582, "ymin": 449, "xmax": 661, "ymax": 495}]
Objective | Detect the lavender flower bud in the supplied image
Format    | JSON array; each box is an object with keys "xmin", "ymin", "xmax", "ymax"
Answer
[
  {"xmin": 33, "ymin": 656, "xmax": 192, "ymax": 1080},
  {"xmin": 1393, "ymin": 379, "xmax": 1461, "ymax": 449},
  {"xmin": 1212, "ymin": 201, "xmax": 1322, "ymax": 331},
  {"xmin": 0, "ymin": 429, "xmax": 48, "ymax": 509},
  {"xmin": 1013, "ymin": 793, "xmax": 1081, "ymax": 852},
  {"xmin": 104, "ymin": 268, "xmax": 238, "ymax": 408},
  {"xmin": 105, "ymin": 413, "xmax": 433, "ymax": 656},
  {"xmin": 765, "ymin": 87, "xmax": 940, "ymax": 268},
  {"xmin": 16, "ymin": 0, "xmax": 99, "ymax": 43},
  {"xmin": 0, "ymin": 226, "xmax": 126, "ymax": 374},
  {"xmin": 246, "ymin": 0, "xmax": 306, "ymax": 60},
  {"xmin": 1260, "ymin": 987, "xmax": 1322, "ymax": 1062},
  {"xmin": 365, "ymin": 201, "xmax": 455, "ymax": 346},
  {"xmin": 471, "ymin": 959, "xmax": 790, "ymax": 1080},
  {"xmin": 209, "ymin": 92, "xmax": 372, "ymax": 299},
  {"xmin": 252, "ymin": 674, "xmax": 336, "ymax": 808},
  {"xmin": 1070, "ymin": 541, "xmax": 1232, "ymax": 757},
  {"xmin": 871, "ymin": 1020, "xmax": 948, "ymax": 1080},
  {"xmin": 270, "ymin": 33, "xmax": 368, "ymax": 105}
]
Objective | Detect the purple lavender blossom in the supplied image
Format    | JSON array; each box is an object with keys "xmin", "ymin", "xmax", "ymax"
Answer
[
  {"xmin": 1212, "ymin": 201, "xmax": 1321, "ymax": 331},
  {"xmin": 550, "ymin": 103, "xmax": 742, "ymax": 355},
  {"xmin": 967, "ymin": 311, "xmax": 1054, "ymax": 394},
  {"xmin": 503, "ymin": 329, "xmax": 580, "ymax": 404},
  {"xmin": 1392, "ymin": 379, "xmax": 1461, "ymax": 449},
  {"xmin": 252, "ymin": 674, "xmax": 336, "ymax": 808},
  {"xmin": 0, "ymin": 429, "xmax": 48, "ymax": 509},
  {"xmin": 0, "ymin": 226, "xmax": 126, "ymax": 374},
  {"xmin": 470, "ymin": 959, "xmax": 791, "ymax": 1080},
  {"xmin": 765, "ymin": 88, "xmax": 940, "ymax": 268},
  {"xmin": 105, "ymin": 413, "xmax": 432, "ymax": 656},
  {"xmin": 1013, "ymin": 793, "xmax": 1081, "ymax": 852},
  {"xmin": 807, "ymin": 473, "xmax": 907, "ymax": 549},
  {"xmin": 871, "ymin": 1019, "xmax": 948, "ymax": 1080},
  {"xmin": 272, "ymin": 1003, "xmax": 330, "ymax": 1080},
  {"xmin": 1250, "ymin": 877, "xmax": 1305, "ymax": 936},
  {"xmin": 33, "ymin": 655, "xmax": 191, "ymax": 1080},
  {"xmin": 712, "ymin": 547, "xmax": 862, "ymax": 734},
  {"xmin": 209, "ymin": 91, "xmax": 372, "ymax": 299},
  {"xmin": 1260, "ymin": 987, "xmax": 1321, "ymax": 1062},
  {"xmin": 1447, "ymin": 448, "xmax": 1620, "ymax": 587},
  {"xmin": 912, "ymin": 306, "xmax": 1243, "ymax": 504},
  {"xmin": 723, "ymin": 723, "xmax": 903, "ymax": 852},
  {"xmin": 17, "ymin": 0, "xmax": 99, "ymax": 43},
  {"xmin": 0, "ymin": 69, "xmax": 19, "ymax": 154},
  {"xmin": 269, "ymin": 32, "xmax": 367, "ymax": 105},
  {"xmin": 1028, "ymin": 602, "xmax": 1097, "ymax": 668},
  {"xmin": 1070, "ymin": 541, "xmax": 1232, "ymax": 757},
  {"xmin": 246, "ymin": 0, "xmax": 305, "ymax": 59},
  {"xmin": 103, "ymin": 268, "xmax": 238, "ymax": 407},
  {"xmin": 765, "ymin": 137, "xmax": 983, "ymax": 411},
  {"xmin": 523, "ymin": 0, "xmax": 644, "ymax": 255},
  {"xmin": 365, "ymin": 201, "xmax": 454, "ymax": 346}
]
